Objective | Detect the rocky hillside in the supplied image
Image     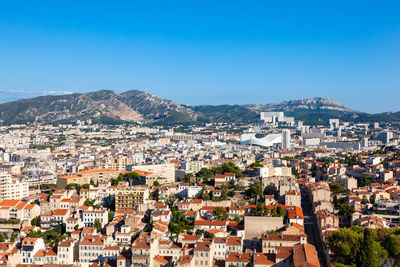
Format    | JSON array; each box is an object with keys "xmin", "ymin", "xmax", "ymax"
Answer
[
  {"xmin": 245, "ymin": 97, "xmax": 355, "ymax": 113},
  {"xmin": 0, "ymin": 90, "xmax": 195, "ymax": 125},
  {"xmin": 0, "ymin": 91, "xmax": 398, "ymax": 125}
]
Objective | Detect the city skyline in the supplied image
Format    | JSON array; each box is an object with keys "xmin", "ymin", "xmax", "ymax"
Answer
[{"xmin": 0, "ymin": 1, "xmax": 399, "ymax": 113}]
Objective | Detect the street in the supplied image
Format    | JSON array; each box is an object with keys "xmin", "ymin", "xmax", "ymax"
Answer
[{"xmin": 301, "ymin": 192, "xmax": 330, "ymax": 267}]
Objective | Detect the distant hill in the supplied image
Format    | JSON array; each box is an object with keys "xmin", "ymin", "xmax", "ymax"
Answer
[
  {"xmin": 0, "ymin": 90, "xmax": 398, "ymax": 125},
  {"xmin": 245, "ymin": 97, "xmax": 355, "ymax": 113}
]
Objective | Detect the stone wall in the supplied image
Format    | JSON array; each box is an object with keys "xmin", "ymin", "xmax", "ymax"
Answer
[{"xmin": 244, "ymin": 216, "xmax": 284, "ymax": 240}]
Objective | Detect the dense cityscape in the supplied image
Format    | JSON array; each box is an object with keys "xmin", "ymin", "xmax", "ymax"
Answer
[
  {"xmin": 0, "ymin": 110, "xmax": 399, "ymax": 267},
  {"xmin": 1, "ymin": 2, "xmax": 399, "ymax": 266}
]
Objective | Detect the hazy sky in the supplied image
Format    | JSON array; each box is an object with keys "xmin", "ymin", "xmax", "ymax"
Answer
[{"xmin": 0, "ymin": 1, "xmax": 399, "ymax": 113}]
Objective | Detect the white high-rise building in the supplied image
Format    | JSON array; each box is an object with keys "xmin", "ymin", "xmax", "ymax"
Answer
[
  {"xmin": 282, "ymin": 129, "xmax": 291, "ymax": 150},
  {"xmin": 362, "ymin": 137, "xmax": 369, "ymax": 148},
  {"xmin": 0, "ymin": 172, "xmax": 29, "ymax": 200}
]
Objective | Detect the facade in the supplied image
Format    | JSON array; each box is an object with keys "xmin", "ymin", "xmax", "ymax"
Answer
[
  {"xmin": 0, "ymin": 172, "xmax": 29, "ymax": 200},
  {"xmin": 21, "ymin": 238, "xmax": 45, "ymax": 264},
  {"xmin": 285, "ymin": 190, "xmax": 301, "ymax": 207},
  {"xmin": 282, "ymin": 129, "xmax": 291, "ymax": 150},
  {"xmin": 115, "ymin": 186, "xmax": 150, "ymax": 210}
]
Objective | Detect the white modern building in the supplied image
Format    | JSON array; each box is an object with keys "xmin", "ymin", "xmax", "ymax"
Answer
[{"xmin": 240, "ymin": 133, "xmax": 282, "ymax": 147}]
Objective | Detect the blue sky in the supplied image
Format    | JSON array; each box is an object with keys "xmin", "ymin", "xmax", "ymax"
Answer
[{"xmin": 0, "ymin": 1, "xmax": 399, "ymax": 113}]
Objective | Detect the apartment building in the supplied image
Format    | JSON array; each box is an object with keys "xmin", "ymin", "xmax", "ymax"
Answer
[
  {"xmin": 285, "ymin": 190, "xmax": 301, "ymax": 207},
  {"xmin": 261, "ymin": 234, "xmax": 307, "ymax": 254},
  {"xmin": 0, "ymin": 199, "xmax": 40, "ymax": 222},
  {"xmin": 102, "ymin": 154, "xmax": 134, "ymax": 171},
  {"xmin": 81, "ymin": 209, "xmax": 108, "ymax": 227},
  {"xmin": 115, "ymin": 186, "xmax": 150, "ymax": 210},
  {"xmin": 0, "ymin": 172, "xmax": 29, "ymax": 200},
  {"xmin": 129, "ymin": 163, "xmax": 175, "ymax": 184},
  {"xmin": 21, "ymin": 238, "xmax": 45, "ymax": 265},
  {"xmin": 79, "ymin": 235, "xmax": 109, "ymax": 266},
  {"xmin": 57, "ymin": 169, "xmax": 120, "ymax": 188}
]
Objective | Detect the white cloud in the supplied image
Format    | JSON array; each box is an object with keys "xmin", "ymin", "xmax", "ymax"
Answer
[
  {"xmin": 42, "ymin": 90, "xmax": 75, "ymax": 95},
  {"xmin": 0, "ymin": 89, "xmax": 27, "ymax": 93}
]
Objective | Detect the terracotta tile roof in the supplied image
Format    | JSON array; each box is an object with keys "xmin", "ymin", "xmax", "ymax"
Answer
[
  {"xmin": 59, "ymin": 239, "xmax": 75, "ymax": 247},
  {"xmin": 262, "ymin": 234, "xmax": 304, "ymax": 242},
  {"xmin": 182, "ymin": 234, "xmax": 197, "ymax": 241},
  {"xmin": 253, "ymin": 252, "xmax": 275, "ymax": 265},
  {"xmin": 194, "ymin": 220, "xmax": 226, "ymax": 226},
  {"xmin": 276, "ymin": 246, "xmax": 293, "ymax": 259},
  {"xmin": 79, "ymin": 235, "xmax": 106, "ymax": 246},
  {"xmin": 194, "ymin": 241, "xmax": 211, "ymax": 252},
  {"xmin": 226, "ymin": 237, "xmax": 241, "ymax": 246},
  {"xmin": 76, "ymin": 169, "xmax": 117, "ymax": 175},
  {"xmin": 225, "ymin": 252, "xmax": 251, "ymax": 263},
  {"xmin": 53, "ymin": 209, "xmax": 68, "ymax": 216},
  {"xmin": 0, "ymin": 200, "xmax": 20, "ymax": 206},
  {"xmin": 292, "ymin": 244, "xmax": 320, "ymax": 267},
  {"xmin": 132, "ymin": 241, "xmax": 150, "ymax": 249},
  {"xmin": 153, "ymin": 255, "xmax": 170, "ymax": 264},
  {"xmin": 176, "ymin": 254, "xmax": 194, "ymax": 265}
]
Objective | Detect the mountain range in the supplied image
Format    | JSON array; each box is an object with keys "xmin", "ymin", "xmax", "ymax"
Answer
[{"xmin": 0, "ymin": 89, "xmax": 399, "ymax": 125}]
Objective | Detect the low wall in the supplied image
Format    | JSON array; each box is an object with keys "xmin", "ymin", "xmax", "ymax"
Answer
[{"xmin": 244, "ymin": 216, "xmax": 284, "ymax": 240}]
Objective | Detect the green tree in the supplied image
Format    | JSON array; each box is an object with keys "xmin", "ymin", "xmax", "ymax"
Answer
[
  {"xmin": 195, "ymin": 229, "xmax": 204, "ymax": 236},
  {"xmin": 211, "ymin": 162, "xmax": 243, "ymax": 178},
  {"xmin": 361, "ymin": 196, "xmax": 368, "ymax": 204},
  {"xmin": 10, "ymin": 232, "xmax": 16, "ymax": 242},
  {"xmin": 336, "ymin": 198, "xmax": 355, "ymax": 220},
  {"xmin": 276, "ymin": 206, "xmax": 285, "ymax": 217},
  {"xmin": 65, "ymin": 183, "xmax": 81, "ymax": 190},
  {"xmin": 31, "ymin": 217, "xmax": 39, "ymax": 226},
  {"xmin": 108, "ymin": 210, "xmax": 114, "ymax": 222},
  {"xmin": 253, "ymin": 203, "xmax": 270, "ymax": 216},
  {"xmin": 330, "ymin": 184, "xmax": 342, "ymax": 195},
  {"xmin": 220, "ymin": 187, "xmax": 228, "ymax": 200},
  {"xmin": 213, "ymin": 207, "xmax": 228, "ymax": 221},
  {"xmin": 81, "ymin": 184, "xmax": 90, "ymax": 189},
  {"xmin": 248, "ymin": 182, "xmax": 263, "ymax": 201},
  {"xmin": 94, "ymin": 219, "xmax": 102, "ymax": 233},
  {"xmin": 360, "ymin": 177, "xmax": 371, "ymax": 187},
  {"xmin": 74, "ymin": 224, "xmax": 79, "ymax": 231},
  {"xmin": 327, "ymin": 228, "xmax": 363, "ymax": 265},
  {"xmin": 84, "ymin": 199, "xmax": 94, "ymax": 206},
  {"xmin": 384, "ymin": 234, "xmax": 400, "ymax": 265},
  {"xmin": 248, "ymin": 161, "xmax": 263, "ymax": 168},
  {"xmin": 56, "ymin": 225, "xmax": 62, "ymax": 235},
  {"xmin": 0, "ymin": 233, "xmax": 4, "ymax": 242},
  {"xmin": 110, "ymin": 175, "xmax": 125, "ymax": 186},
  {"xmin": 168, "ymin": 206, "xmax": 193, "ymax": 235},
  {"xmin": 357, "ymin": 228, "xmax": 386, "ymax": 267},
  {"xmin": 183, "ymin": 173, "xmax": 194, "ymax": 182},
  {"xmin": 202, "ymin": 194, "xmax": 210, "ymax": 201},
  {"xmin": 204, "ymin": 231, "xmax": 214, "ymax": 238},
  {"xmin": 196, "ymin": 168, "xmax": 213, "ymax": 179},
  {"xmin": 153, "ymin": 180, "xmax": 160, "ymax": 186}
]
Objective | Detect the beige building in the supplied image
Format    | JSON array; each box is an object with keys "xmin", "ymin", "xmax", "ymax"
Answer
[
  {"xmin": 57, "ymin": 169, "xmax": 119, "ymax": 189},
  {"xmin": 261, "ymin": 233, "xmax": 306, "ymax": 254},
  {"xmin": 79, "ymin": 235, "xmax": 109, "ymax": 266},
  {"xmin": 57, "ymin": 239, "xmax": 77, "ymax": 265},
  {"xmin": 115, "ymin": 186, "xmax": 150, "ymax": 210},
  {"xmin": 194, "ymin": 241, "xmax": 213, "ymax": 267},
  {"xmin": 285, "ymin": 190, "xmax": 301, "ymax": 207},
  {"xmin": 0, "ymin": 199, "xmax": 40, "ymax": 222},
  {"xmin": 103, "ymin": 154, "xmax": 134, "ymax": 171},
  {"xmin": 131, "ymin": 163, "xmax": 175, "ymax": 184}
]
